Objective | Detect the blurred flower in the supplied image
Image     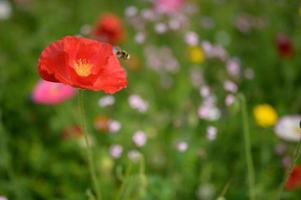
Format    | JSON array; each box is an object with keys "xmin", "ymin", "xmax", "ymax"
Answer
[
  {"xmin": 94, "ymin": 115, "xmax": 110, "ymax": 132},
  {"xmin": 225, "ymin": 94, "xmax": 235, "ymax": 106},
  {"xmin": 125, "ymin": 6, "xmax": 138, "ymax": 17},
  {"xmin": 109, "ymin": 144, "xmax": 123, "ymax": 159},
  {"xmin": 168, "ymin": 18, "xmax": 181, "ymax": 30},
  {"xmin": 93, "ymin": 14, "xmax": 125, "ymax": 45},
  {"xmin": 98, "ymin": 95, "xmax": 115, "ymax": 107},
  {"xmin": 198, "ymin": 96, "xmax": 221, "ymax": 121},
  {"xmin": 274, "ymin": 143, "xmax": 287, "ymax": 155},
  {"xmin": 276, "ymin": 33, "xmax": 294, "ymax": 58},
  {"xmin": 108, "ymin": 120, "xmax": 122, "ymax": 133},
  {"xmin": 190, "ymin": 68, "xmax": 204, "ymax": 87},
  {"xmin": 286, "ymin": 165, "xmax": 301, "ymax": 190},
  {"xmin": 202, "ymin": 41, "xmax": 228, "ymax": 61},
  {"xmin": 154, "ymin": 22, "xmax": 168, "ymax": 34},
  {"xmin": 128, "ymin": 95, "xmax": 149, "ymax": 113},
  {"xmin": 32, "ymin": 80, "xmax": 76, "ymax": 105},
  {"xmin": 226, "ymin": 58, "xmax": 240, "ymax": 77},
  {"xmin": 188, "ymin": 46, "xmax": 205, "ymax": 64},
  {"xmin": 14, "ymin": 0, "xmax": 31, "ymax": 6},
  {"xmin": 144, "ymin": 46, "xmax": 179, "ymax": 73},
  {"xmin": 274, "ymin": 115, "xmax": 301, "ymax": 142},
  {"xmin": 128, "ymin": 150, "xmax": 141, "ymax": 162},
  {"xmin": 244, "ymin": 68, "xmax": 254, "ymax": 80},
  {"xmin": 223, "ymin": 80, "xmax": 238, "ymax": 93},
  {"xmin": 282, "ymin": 156, "xmax": 291, "ymax": 168},
  {"xmin": 201, "ymin": 17, "xmax": 215, "ymax": 29},
  {"xmin": 141, "ymin": 9, "xmax": 156, "ymax": 21},
  {"xmin": 133, "ymin": 131, "xmax": 147, "ymax": 147},
  {"xmin": 206, "ymin": 126, "xmax": 217, "ymax": 141},
  {"xmin": 234, "ymin": 14, "xmax": 252, "ymax": 33},
  {"xmin": 185, "ymin": 31, "xmax": 199, "ymax": 46},
  {"xmin": 196, "ymin": 184, "xmax": 215, "ymax": 200},
  {"xmin": 0, "ymin": 196, "xmax": 7, "ymax": 200},
  {"xmin": 80, "ymin": 24, "xmax": 92, "ymax": 36},
  {"xmin": 38, "ymin": 36, "xmax": 127, "ymax": 93},
  {"xmin": 253, "ymin": 104, "xmax": 278, "ymax": 127},
  {"xmin": 0, "ymin": 0, "xmax": 11, "ymax": 20},
  {"xmin": 154, "ymin": 0, "xmax": 184, "ymax": 14},
  {"xmin": 62, "ymin": 125, "xmax": 83, "ymax": 140},
  {"xmin": 200, "ymin": 85, "xmax": 210, "ymax": 98},
  {"xmin": 176, "ymin": 141, "xmax": 188, "ymax": 152},
  {"xmin": 134, "ymin": 32, "xmax": 145, "ymax": 44}
]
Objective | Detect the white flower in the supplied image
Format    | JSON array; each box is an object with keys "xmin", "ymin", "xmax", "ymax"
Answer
[
  {"xmin": 274, "ymin": 115, "xmax": 301, "ymax": 142},
  {"xmin": 109, "ymin": 144, "xmax": 123, "ymax": 159},
  {"xmin": 198, "ymin": 96, "xmax": 221, "ymax": 121},
  {"xmin": 98, "ymin": 95, "xmax": 115, "ymax": 107},
  {"xmin": 225, "ymin": 94, "xmax": 235, "ymax": 106},
  {"xmin": 226, "ymin": 58, "xmax": 240, "ymax": 77},
  {"xmin": 176, "ymin": 141, "xmax": 188, "ymax": 152},
  {"xmin": 0, "ymin": 0, "xmax": 11, "ymax": 20},
  {"xmin": 108, "ymin": 120, "xmax": 121, "ymax": 133},
  {"xmin": 0, "ymin": 196, "xmax": 8, "ymax": 200},
  {"xmin": 128, "ymin": 95, "xmax": 149, "ymax": 113},
  {"xmin": 206, "ymin": 126, "xmax": 217, "ymax": 141},
  {"xmin": 125, "ymin": 6, "xmax": 138, "ymax": 17},
  {"xmin": 185, "ymin": 31, "xmax": 199, "ymax": 46},
  {"xmin": 132, "ymin": 131, "xmax": 147, "ymax": 147},
  {"xmin": 128, "ymin": 150, "xmax": 141, "ymax": 162},
  {"xmin": 134, "ymin": 32, "xmax": 145, "ymax": 44},
  {"xmin": 224, "ymin": 80, "xmax": 238, "ymax": 93},
  {"xmin": 154, "ymin": 22, "xmax": 167, "ymax": 34}
]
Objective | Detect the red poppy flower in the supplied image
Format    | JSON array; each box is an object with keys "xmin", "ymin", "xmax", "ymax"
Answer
[
  {"xmin": 276, "ymin": 33, "xmax": 294, "ymax": 58},
  {"xmin": 285, "ymin": 165, "xmax": 301, "ymax": 190},
  {"xmin": 93, "ymin": 14, "xmax": 125, "ymax": 45},
  {"xmin": 38, "ymin": 36, "xmax": 127, "ymax": 94}
]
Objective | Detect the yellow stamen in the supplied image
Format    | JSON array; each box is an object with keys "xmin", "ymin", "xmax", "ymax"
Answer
[{"xmin": 73, "ymin": 59, "xmax": 92, "ymax": 77}]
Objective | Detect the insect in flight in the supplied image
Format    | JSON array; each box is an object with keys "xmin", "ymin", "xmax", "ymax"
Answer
[{"xmin": 113, "ymin": 47, "xmax": 131, "ymax": 60}]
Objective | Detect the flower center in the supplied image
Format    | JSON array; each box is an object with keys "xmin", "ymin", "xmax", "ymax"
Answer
[{"xmin": 73, "ymin": 59, "xmax": 92, "ymax": 77}]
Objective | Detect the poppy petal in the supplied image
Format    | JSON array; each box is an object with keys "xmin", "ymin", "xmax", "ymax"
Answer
[{"xmin": 93, "ymin": 55, "xmax": 127, "ymax": 93}]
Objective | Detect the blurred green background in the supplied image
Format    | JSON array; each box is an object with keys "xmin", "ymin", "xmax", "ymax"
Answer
[{"xmin": 1, "ymin": 0, "xmax": 301, "ymax": 199}]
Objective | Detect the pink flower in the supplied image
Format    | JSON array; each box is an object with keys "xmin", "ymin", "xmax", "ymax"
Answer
[
  {"xmin": 32, "ymin": 80, "xmax": 76, "ymax": 105},
  {"xmin": 154, "ymin": 0, "xmax": 184, "ymax": 14}
]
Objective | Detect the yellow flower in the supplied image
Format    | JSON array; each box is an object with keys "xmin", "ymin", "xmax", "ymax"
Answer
[
  {"xmin": 253, "ymin": 104, "xmax": 278, "ymax": 127},
  {"xmin": 188, "ymin": 46, "xmax": 205, "ymax": 64}
]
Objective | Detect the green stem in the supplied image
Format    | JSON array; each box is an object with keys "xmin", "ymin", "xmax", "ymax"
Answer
[
  {"xmin": 218, "ymin": 178, "xmax": 232, "ymax": 198},
  {"xmin": 116, "ymin": 162, "xmax": 133, "ymax": 200},
  {"xmin": 238, "ymin": 94, "xmax": 256, "ymax": 200},
  {"xmin": 277, "ymin": 139, "xmax": 301, "ymax": 199},
  {"xmin": 78, "ymin": 90, "xmax": 101, "ymax": 200}
]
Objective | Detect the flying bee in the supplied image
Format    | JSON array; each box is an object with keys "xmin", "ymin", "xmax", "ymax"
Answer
[{"xmin": 113, "ymin": 46, "xmax": 130, "ymax": 60}]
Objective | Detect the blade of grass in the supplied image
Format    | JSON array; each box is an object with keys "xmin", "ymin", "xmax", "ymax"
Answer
[{"xmin": 238, "ymin": 94, "xmax": 256, "ymax": 200}]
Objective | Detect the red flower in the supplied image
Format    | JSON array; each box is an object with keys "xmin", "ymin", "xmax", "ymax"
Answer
[
  {"xmin": 285, "ymin": 165, "xmax": 301, "ymax": 190},
  {"xmin": 38, "ymin": 36, "xmax": 127, "ymax": 94},
  {"xmin": 93, "ymin": 14, "xmax": 125, "ymax": 45},
  {"xmin": 276, "ymin": 33, "xmax": 294, "ymax": 58}
]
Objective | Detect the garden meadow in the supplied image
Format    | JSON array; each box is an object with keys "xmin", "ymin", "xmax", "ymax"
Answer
[{"xmin": 1, "ymin": 0, "xmax": 301, "ymax": 199}]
